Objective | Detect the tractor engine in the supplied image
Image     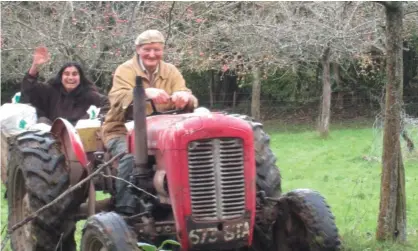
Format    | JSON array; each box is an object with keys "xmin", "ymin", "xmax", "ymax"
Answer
[{"xmin": 127, "ymin": 77, "xmax": 256, "ymax": 250}]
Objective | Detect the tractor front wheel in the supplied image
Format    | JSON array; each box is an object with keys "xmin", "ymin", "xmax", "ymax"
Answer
[
  {"xmin": 273, "ymin": 189, "xmax": 341, "ymax": 251},
  {"xmin": 80, "ymin": 212, "xmax": 140, "ymax": 251}
]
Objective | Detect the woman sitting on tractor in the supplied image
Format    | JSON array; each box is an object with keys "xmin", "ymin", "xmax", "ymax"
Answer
[{"xmin": 21, "ymin": 46, "xmax": 109, "ymax": 125}]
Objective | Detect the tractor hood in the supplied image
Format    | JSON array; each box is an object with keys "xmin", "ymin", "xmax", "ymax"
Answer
[{"xmin": 126, "ymin": 111, "xmax": 254, "ymax": 153}]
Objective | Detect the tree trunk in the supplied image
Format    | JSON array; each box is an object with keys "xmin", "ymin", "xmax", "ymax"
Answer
[
  {"xmin": 213, "ymin": 71, "xmax": 221, "ymax": 105},
  {"xmin": 376, "ymin": 2, "xmax": 407, "ymax": 243},
  {"xmin": 223, "ymin": 73, "xmax": 238, "ymax": 107},
  {"xmin": 251, "ymin": 67, "xmax": 261, "ymax": 121},
  {"xmin": 232, "ymin": 91, "xmax": 237, "ymax": 112},
  {"xmin": 318, "ymin": 46, "xmax": 331, "ymax": 138},
  {"xmin": 220, "ymin": 72, "xmax": 228, "ymax": 106},
  {"xmin": 209, "ymin": 70, "xmax": 214, "ymax": 108},
  {"xmin": 333, "ymin": 63, "xmax": 343, "ymax": 110},
  {"xmin": 218, "ymin": 71, "xmax": 237, "ymax": 107}
]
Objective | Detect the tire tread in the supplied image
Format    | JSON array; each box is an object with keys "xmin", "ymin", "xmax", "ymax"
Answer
[
  {"xmin": 7, "ymin": 131, "xmax": 83, "ymax": 251},
  {"xmin": 285, "ymin": 189, "xmax": 341, "ymax": 250}
]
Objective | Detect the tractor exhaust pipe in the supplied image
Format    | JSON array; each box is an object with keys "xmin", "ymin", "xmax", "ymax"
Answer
[{"xmin": 132, "ymin": 76, "xmax": 149, "ymax": 174}]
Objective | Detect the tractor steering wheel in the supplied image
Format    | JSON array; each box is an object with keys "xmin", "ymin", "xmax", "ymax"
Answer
[
  {"xmin": 124, "ymin": 97, "xmax": 195, "ymax": 121},
  {"xmin": 147, "ymin": 98, "xmax": 195, "ymax": 116}
]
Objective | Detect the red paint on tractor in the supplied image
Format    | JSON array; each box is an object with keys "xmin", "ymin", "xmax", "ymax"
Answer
[
  {"xmin": 51, "ymin": 118, "xmax": 89, "ymax": 167},
  {"xmin": 128, "ymin": 112, "xmax": 256, "ymax": 250}
]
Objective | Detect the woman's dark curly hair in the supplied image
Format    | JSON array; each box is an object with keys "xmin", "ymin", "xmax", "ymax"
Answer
[{"xmin": 50, "ymin": 62, "xmax": 98, "ymax": 92}]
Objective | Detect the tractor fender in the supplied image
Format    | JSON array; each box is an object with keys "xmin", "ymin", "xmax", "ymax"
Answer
[{"xmin": 51, "ymin": 118, "xmax": 89, "ymax": 185}]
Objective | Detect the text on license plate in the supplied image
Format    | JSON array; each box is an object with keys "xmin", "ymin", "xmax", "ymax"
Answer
[{"xmin": 188, "ymin": 221, "xmax": 250, "ymax": 245}]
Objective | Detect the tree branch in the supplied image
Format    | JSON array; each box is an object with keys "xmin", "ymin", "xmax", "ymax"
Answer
[
  {"xmin": 376, "ymin": 1, "xmax": 391, "ymax": 9},
  {"xmin": 404, "ymin": 9, "xmax": 418, "ymax": 16},
  {"xmin": 343, "ymin": 1, "xmax": 362, "ymax": 32},
  {"xmin": 376, "ymin": 1, "xmax": 402, "ymax": 10},
  {"xmin": 100, "ymin": 173, "xmax": 158, "ymax": 199},
  {"xmin": 165, "ymin": 1, "xmax": 176, "ymax": 45},
  {"xmin": 126, "ymin": 1, "xmax": 139, "ymax": 34}
]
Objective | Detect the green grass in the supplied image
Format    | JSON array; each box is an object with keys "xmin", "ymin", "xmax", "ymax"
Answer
[
  {"xmin": 1, "ymin": 184, "xmax": 9, "ymax": 249},
  {"xmin": 264, "ymin": 119, "xmax": 418, "ymax": 250},
  {"xmin": 1, "ymin": 119, "xmax": 418, "ymax": 250}
]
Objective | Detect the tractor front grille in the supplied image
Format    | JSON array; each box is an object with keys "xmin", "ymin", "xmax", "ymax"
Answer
[{"xmin": 188, "ymin": 138, "xmax": 245, "ymax": 221}]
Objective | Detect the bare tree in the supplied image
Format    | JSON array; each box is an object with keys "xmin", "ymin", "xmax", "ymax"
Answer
[
  {"xmin": 376, "ymin": 1, "xmax": 407, "ymax": 242},
  {"xmin": 162, "ymin": 2, "xmax": 296, "ymax": 118},
  {"xmin": 2, "ymin": 1, "xmax": 414, "ymax": 128},
  {"xmin": 0, "ymin": 1, "xmax": 175, "ymax": 90},
  {"xmin": 275, "ymin": 1, "xmax": 385, "ymax": 136}
]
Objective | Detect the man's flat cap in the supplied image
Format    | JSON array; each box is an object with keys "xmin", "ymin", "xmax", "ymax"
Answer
[{"xmin": 135, "ymin": 30, "xmax": 165, "ymax": 46}]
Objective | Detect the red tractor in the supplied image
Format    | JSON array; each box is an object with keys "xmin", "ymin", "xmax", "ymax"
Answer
[{"xmin": 7, "ymin": 77, "xmax": 341, "ymax": 251}]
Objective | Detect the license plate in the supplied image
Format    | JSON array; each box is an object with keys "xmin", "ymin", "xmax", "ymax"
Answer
[{"xmin": 188, "ymin": 221, "xmax": 250, "ymax": 245}]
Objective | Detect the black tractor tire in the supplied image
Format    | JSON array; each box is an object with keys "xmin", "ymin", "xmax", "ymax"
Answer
[
  {"xmin": 7, "ymin": 130, "xmax": 86, "ymax": 251},
  {"xmin": 229, "ymin": 114, "xmax": 282, "ymax": 197},
  {"xmin": 273, "ymin": 189, "xmax": 341, "ymax": 251},
  {"xmin": 80, "ymin": 212, "xmax": 140, "ymax": 251},
  {"xmin": 228, "ymin": 114, "xmax": 282, "ymax": 251}
]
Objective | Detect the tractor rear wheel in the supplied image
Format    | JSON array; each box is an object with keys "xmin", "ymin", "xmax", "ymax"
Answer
[
  {"xmin": 7, "ymin": 130, "xmax": 86, "ymax": 251},
  {"xmin": 80, "ymin": 212, "xmax": 140, "ymax": 251},
  {"xmin": 273, "ymin": 189, "xmax": 341, "ymax": 251},
  {"xmin": 230, "ymin": 114, "xmax": 281, "ymax": 197},
  {"xmin": 229, "ymin": 114, "xmax": 282, "ymax": 250}
]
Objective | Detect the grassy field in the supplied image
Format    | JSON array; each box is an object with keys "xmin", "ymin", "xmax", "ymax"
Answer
[
  {"xmin": 1, "ymin": 119, "xmax": 418, "ymax": 250},
  {"xmin": 263, "ymin": 119, "xmax": 418, "ymax": 251}
]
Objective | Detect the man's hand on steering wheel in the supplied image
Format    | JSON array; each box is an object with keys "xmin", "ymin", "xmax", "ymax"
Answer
[
  {"xmin": 145, "ymin": 88, "xmax": 170, "ymax": 104},
  {"xmin": 145, "ymin": 88, "xmax": 197, "ymax": 111},
  {"xmin": 172, "ymin": 91, "xmax": 196, "ymax": 109}
]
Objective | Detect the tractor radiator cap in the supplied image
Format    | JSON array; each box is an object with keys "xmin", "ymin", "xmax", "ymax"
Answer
[{"xmin": 193, "ymin": 107, "xmax": 211, "ymax": 114}]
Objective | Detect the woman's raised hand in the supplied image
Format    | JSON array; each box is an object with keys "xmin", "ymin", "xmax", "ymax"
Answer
[
  {"xmin": 32, "ymin": 46, "xmax": 50, "ymax": 67},
  {"xmin": 29, "ymin": 46, "xmax": 50, "ymax": 76}
]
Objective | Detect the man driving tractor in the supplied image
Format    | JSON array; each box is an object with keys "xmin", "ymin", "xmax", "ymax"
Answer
[{"xmin": 102, "ymin": 29, "xmax": 198, "ymax": 216}]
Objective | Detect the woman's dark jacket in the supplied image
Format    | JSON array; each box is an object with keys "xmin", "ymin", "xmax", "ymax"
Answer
[{"xmin": 21, "ymin": 72, "xmax": 109, "ymax": 125}]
